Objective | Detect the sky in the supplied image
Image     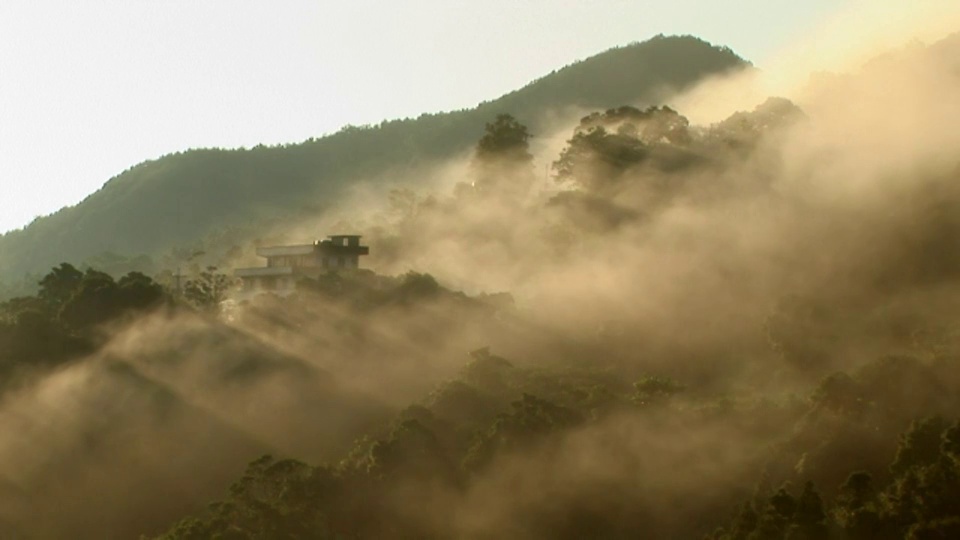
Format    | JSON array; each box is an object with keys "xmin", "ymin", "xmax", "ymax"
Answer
[{"xmin": 0, "ymin": 0, "xmax": 956, "ymax": 234}]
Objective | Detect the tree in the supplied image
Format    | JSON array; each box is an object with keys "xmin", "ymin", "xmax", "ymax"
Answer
[
  {"xmin": 706, "ymin": 97, "xmax": 804, "ymax": 151},
  {"xmin": 789, "ymin": 482, "xmax": 828, "ymax": 540},
  {"xmin": 834, "ymin": 472, "xmax": 884, "ymax": 539},
  {"xmin": 941, "ymin": 421, "xmax": 960, "ymax": 462},
  {"xmin": 184, "ymin": 266, "xmax": 234, "ymax": 311},
  {"xmin": 463, "ymin": 394, "xmax": 582, "ymax": 471},
  {"xmin": 907, "ymin": 517, "xmax": 960, "ymax": 540},
  {"xmin": 891, "ymin": 417, "xmax": 950, "ymax": 475},
  {"xmin": 57, "ymin": 269, "xmax": 166, "ymax": 331},
  {"xmin": 395, "ymin": 271, "xmax": 441, "ymax": 302},
  {"xmin": 58, "ymin": 269, "xmax": 118, "ymax": 330},
  {"xmin": 37, "ymin": 263, "xmax": 83, "ymax": 307},
  {"xmin": 367, "ymin": 420, "xmax": 457, "ymax": 483},
  {"xmin": 475, "ymin": 114, "xmax": 533, "ymax": 162},
  {"xmin": 116, "ymin": 271, "xmax": 165, "ymax": 311},
  {"xmin": 471, "ymin": 114, "xmax": 535, "ymax": 196},
  {"xmin": 158, "ymin": 455, "xmax": 338, "ymax": 539},
  {"xmin": 552, "ymin": 105, "xmax": 692, "ymax": 193}
]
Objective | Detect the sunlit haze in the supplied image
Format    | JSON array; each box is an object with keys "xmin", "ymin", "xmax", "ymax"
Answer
[
  {"xmin": 0, "ymin": 0, "xmax": 839, "ymax": 234},
  {"xmin": 0, "ymin": 0, "xmax": 953, "ymax": 234},
  {"xmin": 6, "ymin": 0, "xmax": 960, "ymax": 537}
]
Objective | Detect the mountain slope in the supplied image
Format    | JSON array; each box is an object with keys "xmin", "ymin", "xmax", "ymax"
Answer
[{"xmin": 0, "ymin": 35, "xmax": 747, "ymax": 287}]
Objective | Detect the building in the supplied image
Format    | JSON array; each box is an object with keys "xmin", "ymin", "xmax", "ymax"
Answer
[{"xmin": 234, "ymin": 235, "xmax": 369, "ymax": 297}]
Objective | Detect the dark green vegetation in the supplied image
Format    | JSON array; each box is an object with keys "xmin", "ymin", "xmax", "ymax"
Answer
[
  {"xmin": 151, "ymin": 33, "xmax": 960, "ymax": 539},
  {"xmin": 0, "ymin": 263, "xmax": 163, "ymax": 380},
  {"xmin": 3, "ymin": 32, "xmax": 960, "ymax": 539},
  {"xmin": 0, "ymin": 266, "xmax": 509, "ymax": 537},
  {"xmin": 157, "ymin": 355, "xmax": 960, "ymax": 540},
  {"xmin": 0, "ymin": 35, "xmax": 746, "ymax": 293},
  {"xmin": 707, "ymin": 413, "xmax": 960, "ymax": 540}
]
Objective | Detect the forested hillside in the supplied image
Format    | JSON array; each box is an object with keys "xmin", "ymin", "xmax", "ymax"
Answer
[
  {"xmin": 2, "ymin": 31, "xmax": 960, "ymax": 539},
  {"xmin": 0, "ymin": 35, "xmax": 745, "ymax": 293}
]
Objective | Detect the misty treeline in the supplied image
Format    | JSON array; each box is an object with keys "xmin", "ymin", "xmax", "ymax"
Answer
[
  {"xmin": 154, "ymin": 32, "xmax": 960, "ymax": 539},
  {"xmin": 0, "ymin": 262, "xmax": 237, "ymax": 380},
  {"xmin": 0, "ymin": 263, "xmax": 516, "ymax": 537},
  {"xmin": 0, "ymin": 35, "xmax": 745, "ymax": 291},
  {"xmin": 1, "ymin": 32, "xmax": 960, "ymax": 539}
]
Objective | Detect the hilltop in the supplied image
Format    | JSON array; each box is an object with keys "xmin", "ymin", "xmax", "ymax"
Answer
[{"xmin": 0, "ymin": 35, "xmax": 746, "ymax": 293}]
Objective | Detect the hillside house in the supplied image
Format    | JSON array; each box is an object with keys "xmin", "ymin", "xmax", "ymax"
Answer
[{"xmin": 234, "ymin": 235, "xmax": 369, "ymax": 297}]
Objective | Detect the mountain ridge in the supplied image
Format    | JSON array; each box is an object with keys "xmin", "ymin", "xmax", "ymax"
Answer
[{"xmin": 0, "ymin": 35, "xmax": 747, "ymax": 291}]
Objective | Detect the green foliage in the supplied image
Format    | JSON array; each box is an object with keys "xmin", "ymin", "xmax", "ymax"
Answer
[
  {"xmin": 59, "ymin": 269, "xmax": 166, "ymax": 330},
  {"xmin": 632, "ymin": 374, "xmax": 685, "ymax": 405},
  {"xmin": 296, "ymin": 270, "xmax": 462, "ymax": 311},
  {"xmin": 461, "ymin": 347, "xmax": 513, "ymax": 391},
  {"xmin": 15, "ymin": 35, "xmax": 960, "ymax": 538},
  {"xmin": 834, "ymin": 472, "xmax": 884, "ymax": 540},
  {"xmin": 0, "ymin": 301, "xmax": 91, "ymax": 376},
  {"xmin": 708, "ymin": 483, "xmax": 827, "ymax": 540},
  {"xmin": 907, "ymin": 517, "xmax": 960, "ymax": 540},
  {"xmin": 367, "ymin": 420, "xmax": 458, "ymax": 482},
  {"xmin": 941, "ymin": 422, "xmax": 960, "ymax": 461},
  {"xmin": 553, "ymin": 105, "xmax": 693, "ymax": 193},
  {"xmin": 471, "ymin": 114, "xmax": 536, "ymax": 197},
  {"xmin": 158, "ymin": 455, "xmax": 338, "ymax": 540},
  {"xmin": 0, "ymin": 36, "xmax": 747, "ymax": 285},
  {"xmin": 0, "ymin": 264, "xmax": 168, "ymax": 389},
  {"xmin": 37, "ymin": 262, "xmax": 83, "ymax": 306},
  {"xmin": 475, "ymin": 113, "xmax": 533, "ymax": 163},
  {"xmin": 713, "ymin": 416, "xmax": 960, "ymax": 540},
  {"xmin": 892, "ymin": 417, "xmax": 951, "ymax": 475},
  {"xmin": 395, "ymin": 271, "xmax": 441, "ymax": 302},
  {"xmin": 183, "ymin": 266, "xmax": 234, "ymax": 311},
  {"xmin": 791, "ymin": 482, "xmax": 829, "ymax": 540},
  {"xmin": 463, "ymin": 393, "xmax": 582, "ymax": 471},
  {"xmin": 147, "ymin": 334, "xmax": 960, "ymax": 540},
  {"xmin": 706, "ymin": 97, "xmax": 804, "ymax": 151}
]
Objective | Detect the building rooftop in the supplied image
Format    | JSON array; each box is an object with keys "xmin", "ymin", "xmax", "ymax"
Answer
[{"xmin": 255, "ymin": 245, "xmax": 315, "ymax": 257}]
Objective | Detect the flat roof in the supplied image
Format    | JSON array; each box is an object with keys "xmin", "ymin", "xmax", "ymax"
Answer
[{"xmin": 255, "ymin": 245, "xmax": 315, "ymax": 257}]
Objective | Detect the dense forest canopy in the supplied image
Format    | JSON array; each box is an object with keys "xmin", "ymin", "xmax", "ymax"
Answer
[{"xmin": 1, "ymin": 31, "xmax": 960, "ymax": 539}]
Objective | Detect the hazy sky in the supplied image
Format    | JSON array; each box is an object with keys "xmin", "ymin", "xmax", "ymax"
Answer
[{"xmin": 0, "ymin": 0, "xmax": 952, "ymax": 234}]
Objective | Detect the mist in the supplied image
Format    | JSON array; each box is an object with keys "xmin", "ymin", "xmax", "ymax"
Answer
[{"xmin": 1, "ymin": 24, "xmax": 960, "ymax": 539}]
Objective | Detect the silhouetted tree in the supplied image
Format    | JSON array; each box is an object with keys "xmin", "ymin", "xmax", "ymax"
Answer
[
  {"xmin": 552, "ymin": 105, "xmax": 692, "ymax": 193},
  {"xmin": 471, "ymin": 114, "xmax": 535, "ymax": 196},
  {"xmin": 37, "ymin": 263, "xmax": 83, "ymax": 307}
]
